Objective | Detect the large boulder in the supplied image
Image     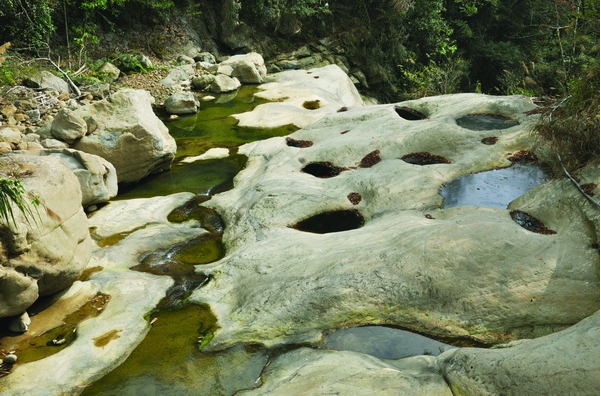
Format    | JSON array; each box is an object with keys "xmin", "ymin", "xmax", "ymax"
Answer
[
  {"xmin": 239, "ymin": 349, "xmax": 453, "ymax": 396},
  {"xmin": 209, "ymin": 74, "xmax": 241, "ymax": 93},
  {"xmin": 71, "ymin": 89, "xmax": 177, "ymax": 184},
  {"xmin": 0, "ymin": 267, "xmax": 38, "ymax": 317},
  {"xmin": 0, "ymin": 154, "xmax": 93, "ymax": 317},
  {"xmin": 221, "ymin": 52, "xmax": 267, "ymax": 83},
  {"xmin": 43, "ymin": 149, "xmax": 118, "ymax": 206},
  {"xmin": 164, "ymin": 91, "xmax": 200, "ymax": 115},
  {"xmin": 50, "ymin": 108, "xmax": 88, "ymax": 143},
  {"xmin": 438, "ymin": 311, "xmax": 600, "ymax": 395},
  {"xmin": 23, "ymin": 71, "xmax": 70, "ymax": 94}
]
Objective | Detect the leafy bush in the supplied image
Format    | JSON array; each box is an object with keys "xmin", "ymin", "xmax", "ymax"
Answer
[
  {"xmin": 112, "ymin": 53, "xmax": 149, "ymax": 73},
  {"xmin": 532, "ymin": 61, "xmax": 600, "ymax": 172}
]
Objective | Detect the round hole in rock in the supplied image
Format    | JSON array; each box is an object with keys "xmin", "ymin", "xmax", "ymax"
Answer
[
  {"xmin": 401, "ymin": 152, "xmax": 451, "ymax": 165},
  {"xmin": 395, "ymin": 106, "xmax": 427, "ymax": 120},
  {"xmin": 292, "ymin": 209, "xmax": 365, "ymax": 234},
  {"xmin": 302, "ymin": 162, "xmax": 347, "ymax": 178},
  {"xmin": 456, "ymin": 114, "xmax": 519, "ymax": 130}
]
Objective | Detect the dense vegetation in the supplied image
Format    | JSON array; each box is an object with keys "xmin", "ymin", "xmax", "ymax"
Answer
[{"xmin": 0, "ymin": 0, "xmax": 598, "ymax": 170}]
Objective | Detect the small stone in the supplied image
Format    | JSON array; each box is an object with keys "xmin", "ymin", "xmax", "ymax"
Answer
[{"xmin": 2, "ymin": 354, "xmax": 17, "ymax": 364}]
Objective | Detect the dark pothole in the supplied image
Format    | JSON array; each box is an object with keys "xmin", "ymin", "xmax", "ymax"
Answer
[
  {"xmin": 395, "ymin": 106, "xmax": 427, "ymax": 120},
  {"xmin": 401, "ymin": 152, "xmax": 451, "ymax": 165},
  {"xmin": 456, "ymin": 114, "xmax": 519, "ymax": 130},
  {"xmin": 286, "ymin": 137, "xmax": 314, "ymax": 148},
  {"xmin": 292, "ymin": 209, "xmax": 365, "ymax": 234},
  {"xmin": 302, "ymin": 162, "xmax": 348, "ymax": 178},
  {"xmin": 510, "ymin": 210, "xmax": 557, "ymax": 235},
  {"xmin": 481, "ymin": 136, "xmax": 498, "ymax": 145}
]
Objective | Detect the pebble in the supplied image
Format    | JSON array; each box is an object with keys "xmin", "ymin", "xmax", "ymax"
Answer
[{"xmin": 2, "ymin": 354, "xmax": 17, "ymax": 364}]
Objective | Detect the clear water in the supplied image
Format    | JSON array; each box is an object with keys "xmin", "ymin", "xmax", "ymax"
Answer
[
  {"xmin": 441, "ymin": 163, "xmax": 549, "ymax": 209},
  {"xmin": 321, "ymin": 326, "xmax": 456, "ymax": 359}
]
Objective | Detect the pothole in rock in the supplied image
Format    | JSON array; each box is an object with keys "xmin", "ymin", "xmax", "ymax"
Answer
[
  {"xmin": 401, "ymin": 152, "xmax": 451, "ymax": 165},
  {"xmin": 320, "ymin": 326, "xmax": 458, "ymax": 360},
  {"xmin": 292, "ymin": 209, "xmax": 365, "ymax": 234},
  {"xmin": 510, "ymin": 210, "xmax": 557, "ymax": 235},
  {"xmin": 395, "ymin": 106, "xmax": 427, "ymax": 120},
  {"xmin": 456, "ymin": 114, "xmax": 519, "ymax": 130},
  {"xmin": 302, "ymin": 162, "xmax": 348, "ymax": 178},
  {"xmin": 441, "ymin": 163, "xmax": 549, "ymax": 209}
]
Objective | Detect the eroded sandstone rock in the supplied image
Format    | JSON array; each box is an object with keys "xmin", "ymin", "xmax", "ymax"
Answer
[
  {"xmin": 0, "ymin": 154, "xmax": 92, "ymax": 315},
  {"xmin": 71, "ymin": 89, "xmax": 176, "ymax": 184}
]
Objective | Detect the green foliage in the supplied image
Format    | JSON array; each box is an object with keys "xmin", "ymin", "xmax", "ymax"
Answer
[
  {"xmin": 112, "ymin": 53, "xmax": 149, "ymax": 73},
  {"xmin": 240, "ymin": 0, "xmax": 331, "ymax": 35},
  {"xmin": 0, "ymin": 0, "xmax": 55, "ymax": 48},
  {"xmin": 401, "ymin": 56, "xmax": 470, "ymax": 97},
  {"xmin": 0, "ymin": 178, "xmax": 39, "ymax": 228},
  {"xmin": 533, "ymin": 59, "xmax": 600, "ymax": 172}
]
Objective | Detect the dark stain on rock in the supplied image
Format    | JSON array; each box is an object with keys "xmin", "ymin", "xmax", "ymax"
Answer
[
  {"xmin": 302, "ymin": 162, "xmax": 348, "ymax": 178},
  {"xmin": 395, "ymin": 106, "xmax": 427, "ymax": 120},
  {"xmin": 401, "ymin": 152, "xmax": 451, "ymax": 165},
  {"xmin": 286, "ymin": 137, "xmax": 314, "ymax": 148},
  {"xmin": 347, "ymin": 192, "xmax": 362, "ymax": 205},
  {"xmin": 481, "ymin": 136, "xmax": 498, "ymax": 145},
  {"xmin": 507, "ymin": 150, "xmax": 538, "ymax": 164},
  {"xmin": 292, "ymin": 209, "xmax": 365, "ymax": 234},
  {"xmin": 580, "ymin": 183, "xmax": 597, "ymax": 196},
  {"xmin": 359, "ymin": 150, "xmax": 381, "ymax": 168},
  {"xmin": 94, "ymin": 329, "xmax": 122, "ymax": 347},
  {"xmin": 510, "ymin": 210, "xmax": 556, "ymax": 234},
  {"xmin": 303, "ymin": 100, "xmax": 321, "ymax": 110}
]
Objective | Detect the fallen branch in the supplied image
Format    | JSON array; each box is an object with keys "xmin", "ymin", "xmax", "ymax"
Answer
[
  {"xmin": 32, "ymin": 57, "xmax": 82, "ymax": 97},
  {"xmin": 557, "ymin": 154, "xmax": 600, "ymax": 206}
]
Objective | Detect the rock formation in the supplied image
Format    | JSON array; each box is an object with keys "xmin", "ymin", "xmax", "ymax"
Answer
[{"xmin": 0, "ymin": 154, "xmax": 93, "ymax": 317}]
